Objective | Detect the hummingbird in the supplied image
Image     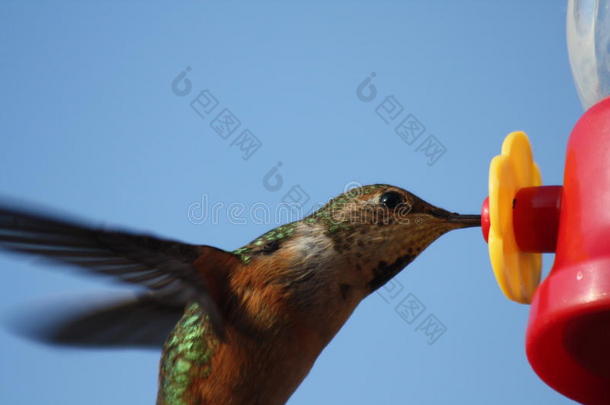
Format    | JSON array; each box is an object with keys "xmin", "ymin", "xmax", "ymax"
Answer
[{"xmin": 0, "ymin": 184, "xmax": 480, "ymax": 405}]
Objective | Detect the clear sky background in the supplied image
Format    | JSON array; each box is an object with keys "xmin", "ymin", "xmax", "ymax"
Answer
[{"xmin": 0, "ymin": 1, "xmax": 582, "ymax": 404}]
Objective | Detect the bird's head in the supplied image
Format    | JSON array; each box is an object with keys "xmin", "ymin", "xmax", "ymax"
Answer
[{"xmin": 305, "ymin": 184, "xmax": 480, "ymax": 292}]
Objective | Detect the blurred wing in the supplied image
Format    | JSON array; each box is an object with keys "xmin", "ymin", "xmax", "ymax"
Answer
[
  {"xmin": 10, "ymin": 294, "xmax": 184, "ymax": 349},
  {"xmin": 0, "ymin": 204, "xmax": 238, "ymax": 339}
]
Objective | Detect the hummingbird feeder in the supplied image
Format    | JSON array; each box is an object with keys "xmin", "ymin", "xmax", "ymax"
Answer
[{"xmin": 480, "ymin": 1, "xmax": 610, "ymax": 403}]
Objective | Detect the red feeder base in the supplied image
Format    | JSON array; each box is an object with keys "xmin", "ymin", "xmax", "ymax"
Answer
[{"xmin": 526, "ymin": 97, "xmax": 610, "ymax": 404}]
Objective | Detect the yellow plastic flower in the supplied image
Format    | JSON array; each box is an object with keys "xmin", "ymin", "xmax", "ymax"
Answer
[{"xmin": 488, "ymin": 131, "xmax": 542, "ymax": 303}]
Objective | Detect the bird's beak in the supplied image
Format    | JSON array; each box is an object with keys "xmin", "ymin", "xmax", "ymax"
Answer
[{"xmin": 446, "ymin": 213, "xmax": 481, "ymax": 228}]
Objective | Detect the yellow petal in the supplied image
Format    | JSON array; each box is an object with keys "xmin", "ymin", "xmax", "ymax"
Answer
[{"xmin": 487, "ymin": 131, "xmax": 542, "ymax": 303}]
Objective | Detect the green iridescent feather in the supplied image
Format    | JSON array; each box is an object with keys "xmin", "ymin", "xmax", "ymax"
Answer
[{"xmin": 159, "ymin": 303, "xmax": 218, "ymax": 405}]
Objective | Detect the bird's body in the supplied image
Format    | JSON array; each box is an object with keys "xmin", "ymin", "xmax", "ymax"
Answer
[{"xmin": 0, "ymin": 184, "xmax": 480, "ymax": 404}]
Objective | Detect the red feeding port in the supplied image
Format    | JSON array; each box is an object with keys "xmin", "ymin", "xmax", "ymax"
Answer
[
  {"xmin": 481, "ymin": 197, "xmax": 490, "ymax": 242},
  {"xmin": 512, "ymin": 186, "xmax": 562, "ymax": 253}
]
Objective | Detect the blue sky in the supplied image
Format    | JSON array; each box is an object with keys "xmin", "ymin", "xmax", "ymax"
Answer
[{"xmin": 0, "ymin": 1, "xmax": 580, "ymax": 404}]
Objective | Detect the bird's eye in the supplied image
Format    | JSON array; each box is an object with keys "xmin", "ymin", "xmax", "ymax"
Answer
[{"xmin": 379, "ymin": 191, "xmax": 404, "ymax": 209}]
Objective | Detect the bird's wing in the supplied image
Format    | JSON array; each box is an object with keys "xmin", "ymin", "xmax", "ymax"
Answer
[
  {"xmin": 9, "ymin": 293, "xmax": 185, "ymax": 349},
  {"xmin": 0, "ymin": 204, "xmax": 241, "ymax": 342}
]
